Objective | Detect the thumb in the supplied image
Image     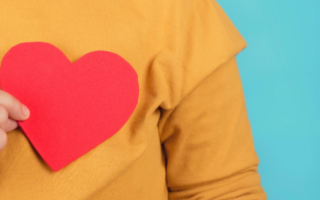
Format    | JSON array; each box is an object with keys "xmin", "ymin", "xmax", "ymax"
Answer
[
  {"xmin": 0, "ymin": 90, "xmax": 30, "ymax": 121},
  {"xmin": 19, "ymin": 104, "xmax": 30, "ymax": 120}
]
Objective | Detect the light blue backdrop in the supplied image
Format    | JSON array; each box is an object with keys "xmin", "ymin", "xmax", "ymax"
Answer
[{"xmin": 216, "ymin": 0, "xmax": 320, "ymax": 199}]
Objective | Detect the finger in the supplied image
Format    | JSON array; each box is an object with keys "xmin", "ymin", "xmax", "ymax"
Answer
[
  {"xmin": 0, "ymin": 105, "xmax": 18, "ymax": 132},
  {"xmin": 0, "ymin": 105, "xmax": 8, "ymax": 130},
  {"xmin": 0, "ymin": 90, "xmax": 30, "ymax": 121},
  {"xmin": 5, "ymin": 118, "xmax": 18, "ymax": 132},
  {"xmin": 0, "ymin": 129, "xmax": 7, "ymax": 151}
]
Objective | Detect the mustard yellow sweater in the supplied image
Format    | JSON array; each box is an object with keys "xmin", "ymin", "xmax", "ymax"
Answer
[{"xmin": 0, "ymin": 0, "xmax": 267, "ymax": 199}]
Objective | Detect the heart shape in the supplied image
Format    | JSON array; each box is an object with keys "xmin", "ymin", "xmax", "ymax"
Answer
[{"xmin": 0, "ymin": 42, "xmax": 139, "ymax": 172}]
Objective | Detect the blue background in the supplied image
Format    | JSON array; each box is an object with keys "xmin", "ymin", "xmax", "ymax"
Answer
[{"xmin": 216, "ymin": 0, "xmax": 320, "ymax": 199}]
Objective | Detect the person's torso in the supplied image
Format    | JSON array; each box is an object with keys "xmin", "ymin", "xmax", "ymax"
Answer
[{"xmin": 0, "ymin": 0, "xmax": 187, "ymax": 199}]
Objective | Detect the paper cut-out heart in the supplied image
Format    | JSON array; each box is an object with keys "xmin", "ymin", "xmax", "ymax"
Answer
[{"xmin": 0, "ymin": 42, "xmax": 139, "ymax": 172}]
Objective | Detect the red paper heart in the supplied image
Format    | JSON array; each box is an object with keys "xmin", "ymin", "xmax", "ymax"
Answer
[{"xmin": 0, "ymin": 42, "xmax": 139, "ymax": 172}]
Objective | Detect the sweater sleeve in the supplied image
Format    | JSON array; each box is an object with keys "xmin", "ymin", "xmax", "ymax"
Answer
[{"xmin": 158, "ymin": 1, "xmax": 267, "ymax": 199}]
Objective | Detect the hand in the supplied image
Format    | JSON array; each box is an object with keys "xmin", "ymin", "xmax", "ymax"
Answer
[{"xmin": 0, "ymin": 90, "xmax": 30, "ymax": 151}]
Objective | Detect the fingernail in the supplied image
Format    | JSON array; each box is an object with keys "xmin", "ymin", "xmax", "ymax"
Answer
[{"xmin": 22, "ymin": 104, "xmax": 30, "ymax": 118}]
